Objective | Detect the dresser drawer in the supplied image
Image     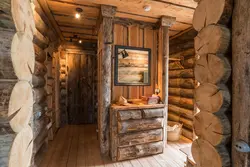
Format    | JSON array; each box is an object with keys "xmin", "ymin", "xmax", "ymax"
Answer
[
  {"xmin": 117, "ymin": 110, "xmax": 142, "ymax": 121},
  {"xmin": 117, "ymin": 118, "xmax": 163, "ymax": 134},
  {"xmin": 117, "ymin": 141, "xmax": 163, "ymax": 161},
  {"xmin": 142, "ymin": 108, "xmax": 165, "ymax": 118},
  {"xmin": 118, "ymin": 129, "xmax": 163, "ymax": 147}
]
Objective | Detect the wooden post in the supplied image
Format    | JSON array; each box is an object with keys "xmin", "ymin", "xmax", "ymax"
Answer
[
  {"xmin": 232, "ymin": 0, "xmax": 250, "ymax": 166},
  {"xmin": 99, "ymin": 5, "xmax": 116, "ymax": 156},
  {"xmin": 161, "ymin": 16, "xmax": 176, "ymax": 104},
  {"xmin": 160, "ymin": 16, "xmax": 176, "ymax": 149}
]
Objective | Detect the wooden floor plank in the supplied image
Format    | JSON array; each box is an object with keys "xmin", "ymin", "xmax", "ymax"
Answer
[
  {"xmin": 40, "ymin": 125, "xmax": 191, "ymax": 167},
  {"xmin": 129, "ymin": 159, "xmax": 142, "ymax": 167},
  {"xmin": 76, "ymin": 125, "xmax": 86, "ymax": 167},
  {"xmin": 67, "ymin": 126, "xmax": 80, "ymax": 167}
]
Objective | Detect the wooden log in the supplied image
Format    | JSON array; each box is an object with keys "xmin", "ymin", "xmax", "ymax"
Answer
[
  {"xmin": 11, "ymin": 32, "xmax": 35, "ymax": 81},
  {"xmin": 60, "ymin": 89, "xmax": 67, "ymax": 98},
  {"xmin": 182, "ymin": 57, "xmax": 195, "ymax": 68},
  {"xmin": 33, "ymin": 44, "xmax": 46, "ymax": 62},
  {"xmin": 8, "ymin": 81, "xmax": 33, "ymax": 133},
  {"xmin": 8, "ymin": 126, "xmax": 33, "ymax": 167},
  {"xmin": 180, "ymin": 116, "xmax": 193, "ymax": 130},
  {"xmin": 33, "ymin": 88, "xmax": 47, "ymax": 104},
  {"xmin": 192, "ymin": 139, "xmax": 231, "ymax": 167},
  {"xmin": 33, "ymin": 126, "xmax": 48, "ymax": 154},
  {"xmin": 195, "ymin": 25, "xmax": 231, "ymax": 55},
  {"xmin": 60, "ymin": 82, "xmax": 66, "ymax": 88},
  {"xmin": 0, "ymin": 28, "xmax": 16, "ymax": 79},
  {"xmin": 33, "ymin": 29, "xmax": 49, "ymax": 49},
  {"xmin": 195, "ymin": 83, "xmax": 231, "ymax": 113},
  {"xmin": 168, "ymin": 104, "xmax": 194, "ymax": 120},
  {"xmin": 169, "ymin": 61, "xmax": 184, "ymax": 70},
  {"xmin": 169, "ymin": 69, "xmax": 194, "ymax": 78},
  {"xmin": 168, "ymin": 111, "xmax": 180, "ymax": 122},
  {"xmin": 34, "ymin": 61, "xmax": 47, "ymax": 76},
  {"xmin": 60, "ymin": 51, "xmax": 66, "ymax": 59},
  {"xmin": 32, "ymin": 75, "xmax": 46, "ymax": 88},
  {"xmin": 117, "ymin": 118, "xmax": 163, "ymax": 134},
  {"xmin": 194, "ymin": 111, "xmax": 231, "ymax": 146},
  {"xmin": 33, "ymin": 0, "xmax": 57, "ymax": 42},
  {"xmin": 168, "ymin": 96, "xmax": 194, "ymax": 110},
  {"xmin": 193, "ymin": 0, "xmax": 233, "ymax": 31},
  {"xmin": 170, "ymin": 48, "xmax": 195, "ymax": 58},
  {"xmin": 195, "ymin": 54, "xmax": 231, "ymax": 84},
  {"xmin": 142, "ymin": 108, "xmax": 164, "ymax": 118},
  {"xmin": 170, "ymin": 40, "xmax": 195, "ymax": 55},
  {"xmin": 117, "ymin": 141, "xmax": 163, "ymax": 161},
  {"xmin": 60, "ymin": 73, "xmax": 66, "ymax": 82},
  {"xmin": 118, "ymin": 129, "xmax": 163, "ymax": 147},
  {"xmin": 11, "ymin": 0, "xmax": 36, "ymax": 38},
  {"xmin": 169, "ymin": 88, "xmax": 194, "ymax": 98},
  {"xmin": 169, "ymin": 78, "xmax": 195, "ymax": 89},
  {"xmin": 117, "ymin": 110, "xmax": 142, "ymax": 121},
  {"xmin": 182, "ymin": 127, "xmax": 193, "ymax": 140},
  {"xmin": 33, "ymin": 10, "xmax": 49, "ymax": 38},
  {"xmin": 0, "ymin": 82, "xmax": 15, "ymax": 115},
  {"xmin": 32, "ymin": 116, "xmax": 46, "ymax": 140},
  {"xmin": 232, "ymin": 0, "xmax": 250, "ymax": 165},
  {"xmin": 0, "ymin": 128, "xmax": 15, "ymax": 166},
  {"xmin": 0, "ymin": 0, "xmax": 14, "ymax": 29}
]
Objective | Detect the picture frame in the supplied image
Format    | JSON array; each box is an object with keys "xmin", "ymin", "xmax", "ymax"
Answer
[{"xmin": 114, "ymin": 45, "xmax": 151, "ymax": 86}]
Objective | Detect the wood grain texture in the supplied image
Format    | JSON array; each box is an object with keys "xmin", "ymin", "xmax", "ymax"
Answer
[
  {"xmin": 118, "ymin": 129, "xmax": 163, "ymax": 147},
  {"xmin": 195, "ymin": 54, "xmax": 231, "ymax": 84},
  {"xmin": 117, "ymin": 141, "xmax": 163, "ymax": 161},
  {"xmin": 117, "ymin": 110, "xmax": 142, "ymax": 121},
  {"xmin": 194, "ymin": 111, "xmax": 231, "ymax": 146},
  {"xmin": 194, "ymin": 25, "xmax": 231, "ymax": 55},
  {"xmin": 232, "ymin": 0, "xmax": 250, "ymax": 165},
  {"xmin": 195, "ymin": 83, "xmax": 231, "ymax": 113},
  {"xmin": 118, "ymin": 118, "xmax": 163, "ymax": 134},
  {"xmin": 192, "ymin": 139, "xmax": 231, "ymax": 167},
  {"xmin": 193, "ymin": 0, "xmax": 233, "ymax": 31}
]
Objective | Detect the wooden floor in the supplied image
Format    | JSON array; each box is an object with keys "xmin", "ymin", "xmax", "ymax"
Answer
[{"xmin": 39, "ymin": 125, "xmax": 192, "ymax": 167}]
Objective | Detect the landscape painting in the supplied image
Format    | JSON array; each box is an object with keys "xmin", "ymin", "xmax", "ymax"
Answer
[{"xmin": 114, "ymin": 45, "xmax": 151, "ymax": 86}]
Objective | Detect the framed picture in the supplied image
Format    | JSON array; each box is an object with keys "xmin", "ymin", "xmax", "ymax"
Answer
[{"xmin": 114, "ymin": 45, "xmax": 151, "ymax": 86}]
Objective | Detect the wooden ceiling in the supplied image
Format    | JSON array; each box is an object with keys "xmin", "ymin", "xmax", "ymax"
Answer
[{"xmin": 43, "ymin": 0, "xmax": 197, "ymax": 42}]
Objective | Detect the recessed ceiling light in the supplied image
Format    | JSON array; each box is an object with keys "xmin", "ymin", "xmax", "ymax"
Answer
[
  {"xmin": 143, "ymin": 5, "xmax": 151, "ymax": 12},
  {"xmin": 79, "ymin": 40, "xmax": 82, "ymax": 44}
]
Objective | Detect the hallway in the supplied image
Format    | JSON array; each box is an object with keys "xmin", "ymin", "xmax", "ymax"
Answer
[{"xmin": 39, "ymin": 125, "xmax": 191, "ymax": 167}]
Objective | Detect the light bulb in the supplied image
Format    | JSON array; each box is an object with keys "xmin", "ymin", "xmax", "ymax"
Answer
[
  {"xmin": 143, "ymin": 5, "xmax": 151, "ymax": 12},
  {"xmin": 79, "ymin": 40, "xmax": 82, "ymax": 44},
  {"xmin": 75, "ymin": 13, "xmax": 80, "ymax": 19}
]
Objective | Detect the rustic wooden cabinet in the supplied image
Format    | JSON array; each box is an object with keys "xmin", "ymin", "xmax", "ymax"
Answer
[{"xmin": 110, "ymin": 104, "xmax": 166, "ymax": 161}]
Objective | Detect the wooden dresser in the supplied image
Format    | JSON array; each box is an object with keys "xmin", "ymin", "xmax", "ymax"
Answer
[{"xmin": 110, "ymin": 104, "xmax": 166, "ymax": 161}]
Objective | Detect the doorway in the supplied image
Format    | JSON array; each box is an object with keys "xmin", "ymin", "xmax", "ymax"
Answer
[{"xmin": 67, "ymin": 53, "xmax": 97, "ymax": 124}]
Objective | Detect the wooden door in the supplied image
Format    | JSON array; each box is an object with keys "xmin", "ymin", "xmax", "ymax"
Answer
[{"xmin": 67, "ymin": 53, "xmax": 97, "ymax": 124}]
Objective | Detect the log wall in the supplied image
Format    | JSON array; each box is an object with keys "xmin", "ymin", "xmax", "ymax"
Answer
[
  {"xmin": 191, "ymin": 0, "xmax": 233, "ymax": 166},
  {"xmin": 167, "ymin": 30, "xmax": 197, "ymax": 140},
  {"xmin": 0, "ymin": 0, "xmax": 35, "ymax": 166},
  {"xmin": 31, "ymin": 0, "xmax": 60, "ymax": 166}
]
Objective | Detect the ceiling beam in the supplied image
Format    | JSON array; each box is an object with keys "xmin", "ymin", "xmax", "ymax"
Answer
[
  {"xmin": 151, "ymin": 0, "xmax": 195, "ymax": 10},
  {"xmin": 61, "ymin": 30, "xmax": 97, "ymax": 36},
  {"xmin": 48, "ymin": 0, "xmax": 195, "ymax": 11},
  {"xmin": 52, "ymin": 13, "xmax": 98, "ymax": 21},
  {"xmin": 37, "ymin": 0, "xmax": 64, "ymax": 41},
  {"xmin": 48, "ymin": 0, "xmax": 99, "ymax": 9},
  {"xmin": 58, "ymin": 24, "xmax": 95, "ymax": 30}
]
